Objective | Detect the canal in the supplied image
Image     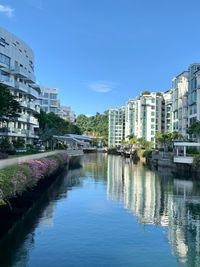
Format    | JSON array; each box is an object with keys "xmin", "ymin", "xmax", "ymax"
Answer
[{"xmin": 0, "ymin": 153, "xmax": 200, "ymax": 267}]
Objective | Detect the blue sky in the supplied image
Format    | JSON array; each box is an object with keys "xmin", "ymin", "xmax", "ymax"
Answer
[{"xmin": 1, "ymin": 0, "xmax": 200, "ymax": 115}]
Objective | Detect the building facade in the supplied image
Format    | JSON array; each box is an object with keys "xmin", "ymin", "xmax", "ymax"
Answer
[
  {"xmin": 172, "ymin": 71, "xmax": 189, "ymax": 138},
  {"xmin": 125, "ymin": 99, "xmax": 135, "ymax": 140},
  {"xmin": 39, "ymin": 87, "xmax": 60, "ymax": 114},
  {"xmin": 0, "ymin": 27, "xmax": 40, "ymax": 144},
  {"xmin": 163, "ymin": 90, "xmax": 173, "ymax": 132},
  {"xmin": 58, "ymin": 106, "xmax": 76, "ymax": 122},
  {"xmin": 135, "ymin": 93, "xmax": 163, "ymax": 144},
  {"xmin": 108, "ymin": 107, "xmax": 125, "ymax": 147},
  {"xmin": 188, "ymin": 64, "xmax": 200, "ymax": 127}
]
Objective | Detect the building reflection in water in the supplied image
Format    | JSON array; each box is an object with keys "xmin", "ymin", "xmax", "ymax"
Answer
[{"xmin": 107, "ymin": 155, "xmax": 200, "ymax": 266}]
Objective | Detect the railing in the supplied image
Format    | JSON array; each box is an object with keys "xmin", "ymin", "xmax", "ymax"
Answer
[
  {"xmin": 12, "ymin": 66, "xmax": 36, "ymax": 83},
  {"xmin": 0, "ymin": 75, "xmax": 15, "ymax": 87}
]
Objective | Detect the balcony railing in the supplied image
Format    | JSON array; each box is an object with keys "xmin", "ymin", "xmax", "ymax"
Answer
[
  {"xmin": 0, "ymin": 75, "xmax": 15, "ymax": 87},
  {"xmin": 12, "ymin": 66, "xmax": 36, "ymax": 83}
]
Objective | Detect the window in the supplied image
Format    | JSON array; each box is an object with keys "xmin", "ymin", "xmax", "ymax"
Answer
[
  {"xmin": 50, "ymin": 107, "xmax": 57, "ymax": 113},
  {"xmin": 50, "ymin": 93, "xmax": 57, "ymax": 100},
  {"xmin": 151, "ymin": 131, "xmax": 154, "ymax": 135},
  {"xmin": 44, "ymin": 93, "xmax": 49, "ymax": 98},
  {"xmin": 42, "ymin": 99, "xmax": 48, "ymax": 105},
  {"xmin": 152, "ymin": 99, "xmax": 155, "ymax": 103},
  {"xmin": 0, "ymin": 52, "xmax": 10, "ymax": 67},
  {"xmin": 151, "ymin": 112, "xmax": 155, "ymax": 116},
  {"xmin": 151, "ymin": 106, "xmax": 155, "ymax": 110},
  {"xmin": 151, "ymin": 138, "xmax": 154, "ymax": 142},
  {"xmin": 151, "ymin": 125, "xmax": 155, "ymax": 129},
  {"xmin": 151, "ymin": 118, "xmax": 154, "ymax": 122},
  {"xmin": 50, "ymin": 100, "xmax": 57, "ymax": 105}
]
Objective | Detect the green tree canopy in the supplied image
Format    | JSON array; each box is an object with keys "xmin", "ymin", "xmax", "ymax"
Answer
[
  {"xmin": 35, "ymin": 109, "xmax": 82, "ymax": 136},
  {"xmin": 0, "ymin": 84, "xmax": 21, "ymax": 124},
  {"xmin": 187, "ymin": 121, "xmax": 200, "ymax": 136},
  {"xmin": 76, "ymin": 111, "xmax": 108, "ymax": 138},
  {"xmin": 141, "ymin": 91, "xmax": 151, "ymax": 96}
]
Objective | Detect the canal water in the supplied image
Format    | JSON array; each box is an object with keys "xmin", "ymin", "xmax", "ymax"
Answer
[{"xmin": 0, "ymin": 154, "xmax": 200, "ymax": 267}]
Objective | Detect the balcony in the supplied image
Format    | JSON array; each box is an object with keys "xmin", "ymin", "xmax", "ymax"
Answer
[
  {"xmin": 28, "ymin": 88, "xmax": 39, "ymax": 98},
  {"xmin": 15, "ymin": 81, "xmax": 29, "ymax": 93},
  {"xmin": 0, "ymin": 75, "xmax": 15, "ymax": 88},
  {"xmin": 0, "ymin": 61, "xmax": 9, "ymax": 69},
  {"xmin": 27, "ymin": 116, "xmax": 38, "ymax": 125},
  {"xmin": 32, "ymin": 83, "xmax": 41, "ymax": 93},
  {"xmin": 27, "ymin": 102, "xmax": 40, "ymax": 113},
  {"xmin": 11, "ymin": 66, "xmax": 36, "ymax": 83},
  {"xmin": 0, "ymin": 127, "xmax": 26, "ymax": 137}
]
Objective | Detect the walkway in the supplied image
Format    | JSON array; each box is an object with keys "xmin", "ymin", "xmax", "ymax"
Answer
[{"xmin": 0, "ymin": 150, "xmax": 83, "ymax": 170}]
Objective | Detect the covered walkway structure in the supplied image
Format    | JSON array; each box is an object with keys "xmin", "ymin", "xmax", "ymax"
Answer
[
  {"xmin": 53, "ymin": 134, "xmax": 92, "ymax": 150},
  {"xmin": 173, "ymin": 142, "xmax": 200, "ymax": 164}
]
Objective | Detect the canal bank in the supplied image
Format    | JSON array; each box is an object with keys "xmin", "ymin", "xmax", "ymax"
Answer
[{"xmin": 0, "ymin": 150, "xmax": 83, "ymax": 240}]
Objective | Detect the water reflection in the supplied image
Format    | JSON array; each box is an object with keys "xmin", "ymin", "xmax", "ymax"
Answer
[
  {"xmin": 0, "ymin": 168, "xmax": 82, "ymax": 267},
  {"xmin": 107, "ymin": 155, "xmax": 200, "ymax": 266}
]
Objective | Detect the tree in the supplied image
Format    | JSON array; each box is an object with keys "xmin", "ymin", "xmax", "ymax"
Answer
[
  {"xmin": 76, "ymin": 111, "xmax": 108, "ymax": 138},
  {"xmin": 141, "ymin": 91, "xmax": 150, "ymax": 96},
  {"xmin": 0, "ymin": 84, "xmax": 21, "ymax": 125},
  {"xmin": 171, "ymin": 131, "xmax": 183, "ymax": 141},
  {"xmin": 137, "ymin": 137, "xmax": 152, "ymax": 149},
  {"xmin": 155, "ymin": 132, "xmax": 171, "ymax": 151},
  {"xmin": 121, "ymin": 139, "xmax": 127, "ymax": 145},
  {"xmin": 129, "ymin": 138, "xmax": 137, "ymax": 145},
  {"xmin": 35, "ymin": 110, "xmax": 82, "ymax": 135},
  {"xmin": 187, "ymin": 121, "xmax": 200, "ymax": 140}
]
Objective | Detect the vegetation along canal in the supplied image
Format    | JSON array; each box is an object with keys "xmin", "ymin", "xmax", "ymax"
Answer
[{"xmin": 0, "ymin": 153, "xmax": 200, "ymax": 267}]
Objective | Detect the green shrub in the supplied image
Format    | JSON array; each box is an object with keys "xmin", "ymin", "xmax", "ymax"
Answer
[{"xmin": 142, "ymin": 150, "xmax": 152, "ymax": 158}]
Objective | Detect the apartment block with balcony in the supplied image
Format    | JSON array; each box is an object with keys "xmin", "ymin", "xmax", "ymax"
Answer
[
  {"xmin": 39, "ymin": 87, "xmax": 60, "ymax": 114},
  {"xmin": 58, "ymin": 106, "xmax": 76, "ymax": 122},
  {"xmin": 172, "ymin": 71, "xmax": 189, "ymax": 138},
  {"xmin": 108, "ymin": 107, "xmax": 125, "ymax": 147},
  {"xmin": 0, "ymin": 27, "xmax": 40, "ymax": 144},
  {"xmin": 135, "ymin": 93, "xmax": 163, "ymax": 145},
  {"xmin": 188, "ymin": 64, "xmax": 200, "ymax": 127},
  {"xmin": 125, "ymin": 99, "xmax": 136, "ymax": 140},
  {"xmin": 163, "ymin": 90, "xmax": 173, "ymax": 132}
]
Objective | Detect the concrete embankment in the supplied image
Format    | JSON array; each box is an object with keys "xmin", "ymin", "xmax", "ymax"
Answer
[{"xmin": 0, "ymin": 150, "xmax": 83, "ymax": 240}]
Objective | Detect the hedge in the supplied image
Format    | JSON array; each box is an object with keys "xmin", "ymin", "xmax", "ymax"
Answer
[{"xmin": 0, "ymin": 152, "xmax": 68, "ymax": 206}]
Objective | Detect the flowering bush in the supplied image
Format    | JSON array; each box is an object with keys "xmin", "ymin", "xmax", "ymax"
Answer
[{"xmin": 0, "ymin": 152, "xmax": 68, "ymax": 205}]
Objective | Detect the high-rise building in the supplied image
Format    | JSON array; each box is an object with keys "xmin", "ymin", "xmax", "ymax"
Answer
[
  {"xmin": 163, "ymin": 90, "xmax": 173, "ymax": 132},
  {"xmin": 109, "ymin": 93, "xmax": 163, "ymax": 147},
  {"xmin": 58, "ymin": 106, "xmax": 76, "ymax": 122},
  {"xmin": 108, "ymin": 107, "xmax": 125, "ymax": 147},
  {"xmin": 172, "ymin": 71, "xmax": 189, "ymax": 138},
  {"xmin": 125, "ymin": 99, "xmax": 136, "ymax": 140},
  {"xmin": 0, "ymin": 27, "xmax": 40, "ymax": 144},
  {"xmin": 135, "ymin": 93, "xmax": 163, "ymax": 144},
  {"xmin": 188, "ymin": 63, "xmax": 200, "ymax": 127},
  {"xmin": 39, "ymin": 87, "xmax": 60, "ymax": 114}
]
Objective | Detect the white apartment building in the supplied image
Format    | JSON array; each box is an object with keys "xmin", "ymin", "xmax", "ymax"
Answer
[
  {"xmin": 188, "ymin": 63, "xmax": 200, "ymax": 127},
  {"xmin": 58, "ymin": 106, "xmax": 76, "ymax": 122},
  {"xmin": 108, "ymin": 107, "xmax": 125, "ymax": 147},
  {"xmin": 108, "ymin": 93, "xmax": 163, "ymax": 147},
  {"xmin": 125, "ymin": 99, "xmax": 135, "ymax": 140},
  {"xmin": 172, "ymin": 71, "xmax": 189, "ymax": 138},
  {"xmin": 0, "ymin": 27, "xmax": 40, "ymax": 144},
  {"xmin": 39, "ymin": 87, "xmax": 60, "ymax": 114},
  {"xmin": 163, "ymin": 90, "xmax": 173, "ymax": 132},
  {"xmin": 135, "ymin": 92, "xmax": 163, "ymax": 144}
]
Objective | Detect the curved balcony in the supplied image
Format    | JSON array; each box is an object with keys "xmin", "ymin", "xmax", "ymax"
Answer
[
  {"xmin": 0, "ymin": 75, "xmax": 15, "ymax": 88},
  {"xmin": 11, "ymin": 66, "xmax": 36, "ymax": 83}
]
